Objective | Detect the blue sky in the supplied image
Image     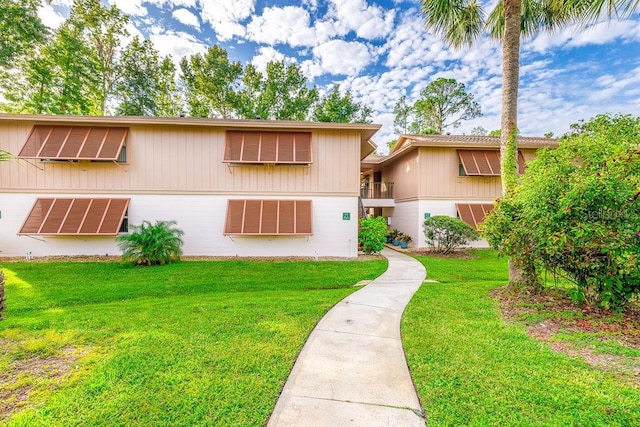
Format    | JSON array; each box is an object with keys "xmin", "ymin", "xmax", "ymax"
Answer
[{"xmin": 39, "ymin": 0, "xmax": 640, "ymax": 147}]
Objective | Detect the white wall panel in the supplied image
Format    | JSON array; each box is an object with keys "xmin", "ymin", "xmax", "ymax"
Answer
[
  {"xmin": 0, "ymin": 194, "xmax": 360, "ymax": 258},
  {"xmin": 417, "ymin": 200, "xmax": 490, "ymax": 248}
]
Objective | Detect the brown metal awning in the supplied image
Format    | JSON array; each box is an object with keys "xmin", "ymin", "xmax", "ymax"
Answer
[
  {"xmin": 224, "ymin": 131, "xmax": 312, "ymax": 164},
  {"xmin": 224, "ymin": 200, "xmax": 313, "ymax": 235},
  {"xmin": 456, "ymin": 203, "xmax": 494, "ymax": 229},
  {"xmin": 458, "ymin": 150, "xmax": 526, "ymax": 176},
  {"xmin": 18, "ymin": 125, "xmax": 128, "ymax": 160},
  {"xmin": 19, "ymin": 198, "xmax": 130, "ymax": 235}
]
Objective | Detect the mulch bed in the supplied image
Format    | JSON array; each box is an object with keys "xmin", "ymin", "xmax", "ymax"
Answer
[{"xmin": 492, "ymin": 285, "xmax": 640, "ymax": 377}]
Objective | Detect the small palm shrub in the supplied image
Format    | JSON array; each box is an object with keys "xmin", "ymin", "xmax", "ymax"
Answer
[
  {"xmin": 358, "ymin": 216, "xmax": 388, "ymax": 254},
  {"xmin": 117, "ymin": 220, "xmax": 184, "ymax": 266},
  {"xmin": 423, "ymin": 216, "xmax": 478, "ymax": 254}
]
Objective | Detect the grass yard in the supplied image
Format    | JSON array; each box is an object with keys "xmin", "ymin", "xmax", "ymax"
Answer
[
  {"xmin": 403, "ymin": 250, "xmax": 640, "ymax": 426},
  {"xmin": 0, "ymin": 258, "xmax": 387, "ymax": 426}
]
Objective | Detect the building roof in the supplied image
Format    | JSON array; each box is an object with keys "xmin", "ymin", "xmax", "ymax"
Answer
[
  {"xmin": 0, "ymin": 114, "xmax": 381, "ymax": 160},
  {"xmin": 362, "ymin": 134, "xmax": 558, "ymax": 169}
]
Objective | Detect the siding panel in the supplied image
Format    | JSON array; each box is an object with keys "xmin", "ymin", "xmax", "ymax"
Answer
[{"xmin": 1, "ymin": 123, "xmax": 361, "ymax": 196}]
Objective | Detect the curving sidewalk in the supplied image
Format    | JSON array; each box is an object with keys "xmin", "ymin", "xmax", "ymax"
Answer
[{"xmin": 267, "ymin": 247, "xmax": 427, "ymax": 426}]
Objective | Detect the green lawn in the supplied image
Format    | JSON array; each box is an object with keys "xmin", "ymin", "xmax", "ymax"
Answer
[
  {"xmin": 403, "ymin": 250, "xmax": 640, "ymax": 426},
  {"xmin": 0, "ymin": 259, "xmax": 387, "ymax": 426}
]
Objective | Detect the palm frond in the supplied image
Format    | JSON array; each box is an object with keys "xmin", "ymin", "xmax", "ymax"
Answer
[
  {"xmin": 117, "ymin": 220, "xmax": 184, "ymax": 266},
  {"xmin": 0, "ymin": 150, "xmax": 15, "ymax": 161},
  {"xmin": 549, "ymin": 0, "xmax": 638, "ymax": 27},
  {"xmin": 421, "ymin": 0, "xmax": 486, "ymax": 48},
  {"xmin": 486, "ymin": 0, "xmax": 580, "ymax": 40}
]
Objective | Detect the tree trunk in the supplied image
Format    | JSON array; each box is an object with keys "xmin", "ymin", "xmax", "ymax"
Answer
[{"xmin": 501, "ymin": 0, "xmax": 524, "ymax": 283}]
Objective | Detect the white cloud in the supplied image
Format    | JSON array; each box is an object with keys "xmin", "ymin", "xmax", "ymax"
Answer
[
  {"xmin": 144, "ymin": 0, "xmax": 196, "ymax": 7},
  {"xmin": 200, "ymin": 0, "xmax": 254, "ymax": 41},
  {"xmin": 50, "ymin": 0, "xmax": 73, "ymax": 6},
  {"xmin": 526, "ymin": 19, "xmax": 640, "ymax": 53},
  {"xmin": 251, "ymin": 47, "xmax": 295, "ymax": 73},
  {"xmin": 149, "ymin": 31, "xmax": 208, "ymax": 61},
  {"xmin": 251, "ymin": 47, "xmax": 286, "ymax": 74},
  {"xmin": 246, "ymin": 6, "xmax": 323, "ymax": 47},
  {"xmin": 303, "ymin": 40, "xmax": 372, "ymax": 77},
  {"xmin": 383, "ymin": 11, "xmax": 467, "ymax": 68},
  {"xmin": 109, "ymin": 0, "xmax": 147, "ymax": 17},
  {"xmin": 588, "ymin": 65, "xmax": 640, "ymax": 102},
  {"xmin": 302, "ymin": 0, "xmax": 319, "ymax": 11},
  {"xmin": 173, "ymin": 8, "xmax": 200, "ymax": 30},
  {"xmin": 37, "ymin": 3, "xmax": 65, "ymax": 29},
  {"xmin": 328, "ymin": 0, "xmax": 395, "ymax": 40}
]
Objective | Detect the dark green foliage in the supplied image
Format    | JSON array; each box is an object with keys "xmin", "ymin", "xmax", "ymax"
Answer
[
  {"xmin": 0, "ymin": 0, "xmax": 46, "ymax": 67},
  {"xmin": 358, "ymin": 216, "xmax": 388, "ymax": 254},
  {"xmin": 117, "ymin": 220, "xmax": 184, "ymax": 266},
  {"xmin": 237, "ymin": 61, "xmax": 319, "ymax": 120},
  {"xmin": 423, "ymin": 215, "xmax": 479, "ymax": 254},
  {"xmin": 180, "ymin": 45, "xmax": 243, "ymax": 119},
  {"xmin": 483, "ymin": 114, "xmax": 640, "ymax": 309},
  {"xmin": 394, "ymin": 78, "xmax": 481, "ymax": 135},
  {"xmin": 115, "ymin": 37, "xmax": 175, "ymax": 116},
  {"xmin": 312, "ymin": 84, "xmax": 372, "ymax": 123}
]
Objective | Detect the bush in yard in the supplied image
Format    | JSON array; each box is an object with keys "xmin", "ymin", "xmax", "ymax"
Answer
[
  {"xmin": 423, "ymin": 215, "xmax": 478, "ymax": 254},
  {"xmin": 117, "ymin": 220, "xmax": 185, "ymax": 266},
  {"xmin": 483, "ymin": 114, "xmax": 640, "ymax": 310},
  {"xmin": 358, "ymin": 216, "xmax": 388, "ymax": 254}
]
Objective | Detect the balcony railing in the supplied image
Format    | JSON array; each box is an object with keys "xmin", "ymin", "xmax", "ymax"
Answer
[{"xmin": 360, "ymin": 182, "xmax": 394, "ymax": 199}]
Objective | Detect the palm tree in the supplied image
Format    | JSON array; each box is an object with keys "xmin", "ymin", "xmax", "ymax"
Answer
[
  {"xmin": 421, "ymin": 0, "xmax": 569, "ymax": 282},
  {"xmin": 117, "ymin": 220, "xmax": 184, "ymax": 266},
  {"xmin": 421, "ymin": 0, "xmax": 638, "ymax": 282}
]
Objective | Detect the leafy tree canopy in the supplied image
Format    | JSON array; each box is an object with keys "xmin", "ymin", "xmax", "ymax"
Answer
[
  {"xmin": 483, "ymin": 113, "xmax": 640, "ymax": 309},
  {"xmin": 0, "ymin": 0, "xmax": 47, "ymax": 67},
  {"xmin": 393, "ymin": 77, "xmax": 481, "ymax": 135},
  {"xmin": 312, "ymin": 84, "xmax": 372, "ymax": 123}
]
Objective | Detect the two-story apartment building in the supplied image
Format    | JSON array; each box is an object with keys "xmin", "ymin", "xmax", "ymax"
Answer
[
  {"xmin": 360, "ymin": 134, "xmax": 558, "ymax": 248},
  {"xmin": 0, "ymin": 114, "xmax": 379, "ymax": 258}
]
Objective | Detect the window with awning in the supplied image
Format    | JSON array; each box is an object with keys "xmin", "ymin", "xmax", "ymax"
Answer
[
  {"xmin": 18, "ymin": 125, "xmax": 128, "ymax": 161},
  {"xmin": 455, "ymin": 203, "xmax": 494, "ymax": 229},
  {"xmin": 19, "ymin": 198, "xmax": 130, "ymax": 235},
  {"xmin": 224, "ymin": 131, "xmax": 312, "ymax": 164},
  {"xmin": 457, "ymin": 150, "xmax": 526, "ymax": 176},
  {"xmin": 224, "ymin": 200, "xmax": 313, "ymax": 235}
]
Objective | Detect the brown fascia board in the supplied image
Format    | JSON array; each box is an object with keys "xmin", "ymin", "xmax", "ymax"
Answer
[
  {"xmin": 0, "ymin": 113, "xmax": 380, "ymax": 155},
  {"xmin": 395, "ymin": 134, "xmax": 558, "ymax": 149}
]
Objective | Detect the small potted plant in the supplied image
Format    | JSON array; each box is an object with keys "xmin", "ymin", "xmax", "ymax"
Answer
[
  {"xmin": 390, "ymin": 229, "xmax": 401, "ymax": 246},
  {"xmin": 399, "ymin": 233, "xmax": 412, "ymax": 249}
]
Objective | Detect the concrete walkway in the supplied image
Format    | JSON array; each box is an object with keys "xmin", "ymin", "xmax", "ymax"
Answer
[{"xmin": 267, "ymin": 248, "xmax": 427, "ymax": 426}]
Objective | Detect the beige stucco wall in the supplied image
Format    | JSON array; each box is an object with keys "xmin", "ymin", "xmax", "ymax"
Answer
[
  {"xmin": 0, "ymin": 122, "xmax": 361, "ymax": 196},
  {"xmin": 381, "ymin": 150, "xmax": 420, "ymax": 202},
  {"xmin": 417, "ymin": 147, "xmax": 502, "ymax": 200}
]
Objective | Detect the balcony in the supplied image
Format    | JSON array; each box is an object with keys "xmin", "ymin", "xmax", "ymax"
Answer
[{"xmin": 360, "ymin": 182, "xmax": 394, "ymax": 207}]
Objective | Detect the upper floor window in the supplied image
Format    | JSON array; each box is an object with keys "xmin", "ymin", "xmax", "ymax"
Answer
[
  {"xmin": 19, "ymin": 125, "xmax": 128, "ymax": 162},
  {"xmin": 458, "ymin": 150, "xmax": 526, "ymax": 176},
  {"xmin": 224, "ymin": 130, "xmax": 312, "ymax": 164}
]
